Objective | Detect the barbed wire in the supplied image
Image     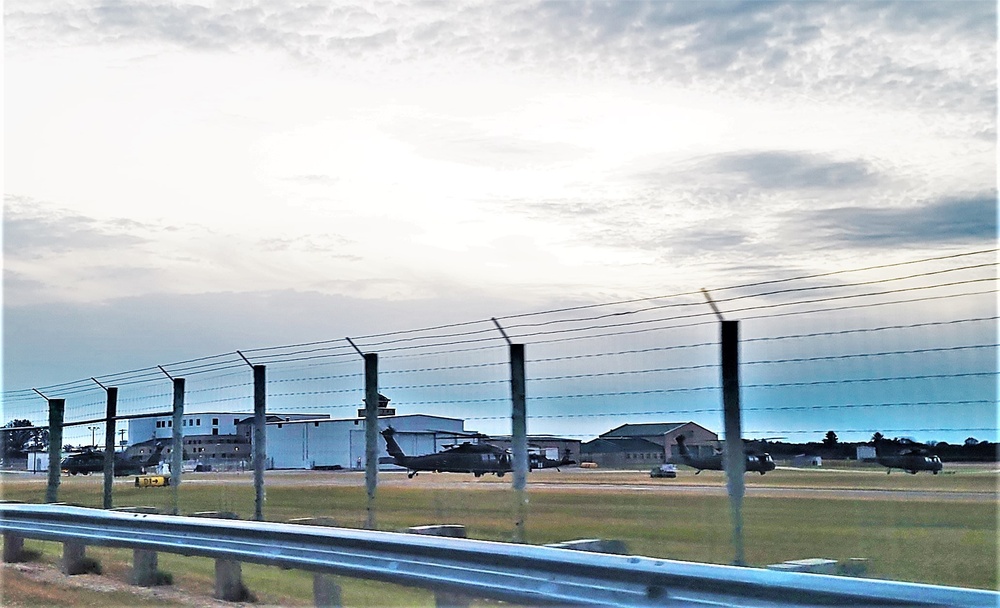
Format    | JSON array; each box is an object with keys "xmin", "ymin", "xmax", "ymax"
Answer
[
  {"xmin": 4, "ymin": 251, "xmax": 996, "ymax": 412},
  {"xmin": 466, "ymin": 399, "xmax": 994, "ymax": 421}
]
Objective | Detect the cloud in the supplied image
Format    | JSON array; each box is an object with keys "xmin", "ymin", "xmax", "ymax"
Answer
[
  {"xmin": 797, "ymin": 193, "xmax": 998, "ymax": 246},
  {"xmin": 383, "ymin": 116, "xmax": 590, "ymax": 170},
  {"xmin": 709, "ymin": 151, "xmax": 879, "ymax": 191},
  {"xmin": 258, "ymin": 234, "xmax": 361, "ymax": 259},
  {"xmin": 3, "ymin": 197, "xmax": 152, "ymax": 258},
  {"xmin": 0, "ymin": 287, "xmax": 544, "ymax": 388},
  {"xmin": 6, "ymin": 1, "xmax": 993, "ymax": 120}
]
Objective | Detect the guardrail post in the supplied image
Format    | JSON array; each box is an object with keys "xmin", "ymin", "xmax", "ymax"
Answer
[
  {"xmin": 60, "ymin": 540, "xmax": 88, "ymax": 575},
  {"xmin": 103, "ymin": 386, "xmax": 118, "ymax": 509},
  {"xmin": 3, "ymin": 533, "xmax": 24, "ymax": 562},
  {"xmin": 192, "ymin": 511, "xmax": 251, "ymax": 601},
  {"xmin": 215, "ymin": 558, "xmax": 246, "ymax": 601},
  {"xmin": 313, "ymin": 572, "xmax": 342, "ymax": 608},
  {"xmin": 110, "ymin": 506, "xmax": 165, "ymax": 585},
  {"xmin": 288, "ymin": 516, "xmax": 343, "ymax": 607},
  {"xmin": 132, "ymin": 549, "xmax": 159, "ymax": 586},
  {"xmin": 408, "ymin": 525, "xmax": 471, "ymax": 608},
  {"xmin": 46, "ymin": 398, "xmax": 65, "ymax": 503}
]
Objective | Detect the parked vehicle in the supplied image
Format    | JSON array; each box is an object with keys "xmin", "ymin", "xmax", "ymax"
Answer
[{"xmin": 650, "ymin": 464, "xmax": 677, "ymax": 478}]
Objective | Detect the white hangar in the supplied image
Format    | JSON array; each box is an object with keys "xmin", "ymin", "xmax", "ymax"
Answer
[{"xmin": 264, "ymin": 414, "xmax": 472, "ymax": 470}]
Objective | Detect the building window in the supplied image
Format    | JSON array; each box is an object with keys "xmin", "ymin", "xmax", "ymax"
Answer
[
  {"xmin": 212, "ymin": 429, "xmax": 219, "ymax": 435},
  {"xmin": 314, "ymin": 422, "xmax": 319, "ymax": 427},
  {"xmin": 213, "ymin": 418, "xmax": 219, "ymax": 426},
  {"xmin": 277, "ymin": 423, "xmax": 283, "ymax": 428},
  {"xmin": 196, "ymin": 419, "xmax": 201, "ymax": 425},
  {"xmin": 168, "ymin": 421, "xmax": 172, "ymax": 427}
]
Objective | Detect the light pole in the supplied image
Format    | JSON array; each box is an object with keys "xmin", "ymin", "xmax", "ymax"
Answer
[{"xmin": 88, "ymin": 425, "xmax": 100, "ymax": 448}]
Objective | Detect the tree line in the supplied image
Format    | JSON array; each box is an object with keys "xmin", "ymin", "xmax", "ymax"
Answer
[{"xmin": 749, "ymin": 431, "xmax": 998, "ymax": 462}]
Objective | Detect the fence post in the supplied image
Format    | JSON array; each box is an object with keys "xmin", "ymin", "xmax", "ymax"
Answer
[
  {"xmin": 364, "ymin": 353, "xmax": 379, "ymax": 530},
  {"xmin": 170, "ymin": 378, "xmax": 185, "ymax": 515},
  {"xmin": 509, "ymin": 343, "xmax": 528, "ymax": 542},
  {"xmin": 46, "ymin": 399, "xmax": 65, "ymax": 504},
  {"xmin": 721, "ymin": 320, "xmax": 746, "ymax": 566},
  {"xmin": 103, "ymin": 386, "xmax": 118, "ymax": 509},
  {"xmin": 253, "ymin": 365, "xmax": 266, "ymax": 522}
]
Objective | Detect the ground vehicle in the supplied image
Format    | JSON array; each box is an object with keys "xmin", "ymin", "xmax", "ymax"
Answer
[{"xmin": 650, "ymin": 464, "xmax": 677, "ymax": 478}]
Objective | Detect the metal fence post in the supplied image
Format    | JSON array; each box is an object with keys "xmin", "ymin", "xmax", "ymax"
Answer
[
  {"xmin": 46, "ymin": 399, "xmax": 65, "ymax": 504},
  {"xmin": 721, "ymin": 320, "xmax": 746, "ymax": 566},
  {"xmin": 170, "ymin": 378, "xmax": 185, "ymax": 515},
  {"xmin": 364, "ymin": 353, "xmax": 379, "ymax": 530},
  {"xmin": 103, "ymin": 386, "xmax": 118, "ymax": 509},
  {"xmin": 510, "ymin": 343, "xmax": 528, "ymax": 542},
  {"xmin": 253, "ymin": 365, "xmax": 266, "ymax": 522}
]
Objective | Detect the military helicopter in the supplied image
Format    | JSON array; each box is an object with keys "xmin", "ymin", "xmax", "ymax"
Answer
[
  {"xmin": 380, "ymin": 427, "xmax": 574, "ymax": 478},
  {"xmin": 673, "ymin": 434, "xmax": 776, "ymax": 475},
  {"xmin": 875, "ymin": 437, "xmax": 943, "ymax": 474},
  {"xmin": 60, "ymin": 443, "xmax": 165, "ymax": 476}
]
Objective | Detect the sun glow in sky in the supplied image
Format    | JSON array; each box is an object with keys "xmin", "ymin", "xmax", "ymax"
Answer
[{"xmin": 3, "ymin": 1, "xmax": 997, "ymax": 444}]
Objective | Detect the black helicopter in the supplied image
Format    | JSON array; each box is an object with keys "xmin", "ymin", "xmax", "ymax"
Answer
[
  {"xmin": 380, "ymin": 427, "xmax": 574, "ymax": 478},
  {"xmin": 60, "ymin": 443, "xmax": 165, "ymax": 476},
  {"xmin": 875, "ymin": 437, "xmax": 943, "ymax": 474},
  {"xmin": 673, "ymin": 434, "xmax": 776, "ymax": 475}
]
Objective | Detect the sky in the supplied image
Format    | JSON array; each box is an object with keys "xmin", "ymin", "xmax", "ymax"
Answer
[{"xmin": 3, "ymin": 1, "xmax": 997, "ymax": 445}]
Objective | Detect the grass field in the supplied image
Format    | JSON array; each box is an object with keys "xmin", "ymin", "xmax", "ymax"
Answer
[{"xmin": 1, "ymin": 465, "xmax": 997, "ymax": 606}]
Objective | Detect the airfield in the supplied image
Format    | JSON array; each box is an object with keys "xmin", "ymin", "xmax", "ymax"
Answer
[{"xmin": 1, "ymin": 463, "xmax": 997, "ymax": 605}]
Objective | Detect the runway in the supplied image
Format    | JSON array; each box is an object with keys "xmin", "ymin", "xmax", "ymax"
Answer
[{"xmin": 169, "ymin": 467, "xmax": 998, "ymax": 502}]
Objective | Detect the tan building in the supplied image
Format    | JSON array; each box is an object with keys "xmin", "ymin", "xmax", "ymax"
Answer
[{"xmin": 582, "ymin": 422, "xmax": 719, "ymax": 467}]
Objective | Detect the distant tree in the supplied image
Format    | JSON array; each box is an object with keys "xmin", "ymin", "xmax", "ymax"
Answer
[
  {"xmin": 822, "ymin": 431, "xmax": 839, "ymax": 448},
  {"xmin": 1, "ymin": 419, "xmax": 48, "ymax": 459},
  {"xmin": 964, "ymin": 437, "xmax": 979, "ymax": 446},
  {"xmin": 871, "ymin": 432, "xmax": 884, "ymax": 444}
]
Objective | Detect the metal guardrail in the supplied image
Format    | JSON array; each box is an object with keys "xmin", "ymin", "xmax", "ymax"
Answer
[{"xmin": 1, "ymin": 504, "xmax": 996, "ymax": 607}]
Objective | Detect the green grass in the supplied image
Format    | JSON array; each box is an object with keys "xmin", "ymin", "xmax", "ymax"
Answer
[{"xmin": 1, "ymin": 469, "xmax": 996, "ymax": 606}]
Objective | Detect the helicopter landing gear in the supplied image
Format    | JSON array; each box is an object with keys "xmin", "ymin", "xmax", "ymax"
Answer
[{"xmin": 407, "ymin": 471, "xmax": 417, "ymax": 479}]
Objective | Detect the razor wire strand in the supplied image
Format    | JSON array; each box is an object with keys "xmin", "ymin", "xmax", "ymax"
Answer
[{"xmin": 4, "ymin": 253, "xmax": 996, "ymax": 404}]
